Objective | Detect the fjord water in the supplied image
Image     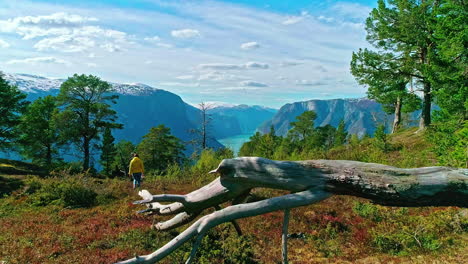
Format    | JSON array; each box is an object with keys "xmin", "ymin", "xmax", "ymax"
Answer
[{"xmin": 218, "ymin": 134, "xmax": 252, "ymax": 155}]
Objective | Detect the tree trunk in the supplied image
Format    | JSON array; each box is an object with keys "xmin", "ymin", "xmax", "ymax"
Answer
[
  {"xmin": 119, "ymin": 157, "xmax": 468, "ymax": 264},
  {"xmin": 46, "ymin": 145, "xmax": 52, "ymax": 168},
  {"xmin": 83, "ymin": 137, "xmax": 90, "ymax": 171},
  {"xmin": 418, "ymin": 46, "xmax": 431, "ymax": 131},
  {"xmin": 419, "ymin": 81, "xmax": 432, "ymax": 131},
  {"xmin": 392, "ymin": 96, "xmax": 402, "ymax": 134},
  {"xmin": 282, "ymin": 209, "xmax": 290, "ymax": 264}
]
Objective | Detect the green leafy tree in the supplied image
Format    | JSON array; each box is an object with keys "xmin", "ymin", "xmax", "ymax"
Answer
[
  {"xmin": 100, "ymin": 127, "xmax": 116, "ymax": 176},
  {"xmin": 289, "ymin": 111, "xmax": 317, "ymax": 140},
  {"xmin": 137, "ymin": 125, "xmax": 185, "ymax": 172},
  {"xmin": 359, "ymin": 0, "xmax": 441, "ymax": 130},
  {"xmin": 0, "ymin": 72, "xmax": 28, "ymax": 150},
  {"xmin": 373, "ymin": 124, "xmax": 391, "ymax": 152},
  {"xmin": 56, "ymin": 74, "xmax": 122, "ymax": 171},
  {"xmin": 334, "ymin": 120, "xmax": 348, "ymax": 147},
  {"xmin": 18, "ymin": 96, "xmax": 62, "ymax": 168}
]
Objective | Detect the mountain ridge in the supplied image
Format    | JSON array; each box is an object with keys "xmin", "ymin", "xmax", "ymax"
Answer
[{"xmin": 257, "ymin": 98, "xmax": 419, "ymax": 137}]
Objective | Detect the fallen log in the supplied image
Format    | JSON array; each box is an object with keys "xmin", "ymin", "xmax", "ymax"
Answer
[{"xmin": 117, "ymin": 157, "xmax": 468, "ymax": 264}]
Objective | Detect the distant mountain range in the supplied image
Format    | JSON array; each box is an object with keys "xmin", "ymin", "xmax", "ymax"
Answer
[
  {"xmin": 5, "ymin": 73, "xmax": 423, "ymax": 156},
  {"xmin": 258, "ymin": 98, "xmax": 420, "ymax": 137},
  {"xmin": 208, "ymin": 104, "xmax": 277, "ymax": 138},
  {"xmin": 4, "ymin": 73, "xmax": 277, "ymax": 151}
]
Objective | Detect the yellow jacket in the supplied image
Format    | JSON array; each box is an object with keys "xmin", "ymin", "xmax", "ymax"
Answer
[{"xmin": 129, "ymin": 157, "xmax": 144, "ymax": 174}]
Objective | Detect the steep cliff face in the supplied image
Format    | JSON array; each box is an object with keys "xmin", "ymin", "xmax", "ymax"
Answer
[{"xmin": 258, "ymin": 98, "xmax": 391, "ymax": 137}]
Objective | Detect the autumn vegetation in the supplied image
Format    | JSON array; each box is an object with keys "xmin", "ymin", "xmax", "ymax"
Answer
[{"xmin": 0, "ymin": 130, "xmax": 467, "ymax": 263}]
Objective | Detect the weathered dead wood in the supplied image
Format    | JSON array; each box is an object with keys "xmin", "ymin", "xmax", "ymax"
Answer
[
  {"xmin": 282, "ymin": 208, "xmax": 290, "ymax": 264},
  {"xmin": 117, "ymin": 157, "xmax": 468, "ymax": 264}
]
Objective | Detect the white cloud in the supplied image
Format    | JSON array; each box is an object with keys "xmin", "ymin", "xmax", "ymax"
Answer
[
  {"xmin": 317, "ymin": 15, "xmax": 334, "ymax": 23},
  {"xmin": 34, "ymin": 35, "xmax": 95, "ymax": 52},
  {"xmin": 144, "ymin": 36, "xmax": 161, "ymax": 42},
  {"xmin": 279, "ymin": 61, "xmax": 303, "ymax": 67},
  {"xmin": 0, "ymin": 39, "xmax": 10, "ymax": 48},
  {"xmin": 240, "ymin": 80, "xmax": 268, "ymax": 87},
  {"xmin": 0, "ymin": 13, "xmax": 128, "ymax": 53},
  {"xmin": 245, "ymin": 61, "xmax": 269, "ymax": 69},
  {"xmin": 295, "ymin": 79, "xmax": 326, "ymax": 86},
  {"xmin": 159, "ymin": 81, "xmax": 200, "ymax": 87},
  {"xmin": 197, "ymin": 71, "xmax": 246, "ymax": 82},
  {"xmin": 282, "ymin": 16, "xmax": 304, "ymax": 25},
  {"xmin": 144, "ymin": 35, "xmax": 172, "ymax": 48},
  {"xmin": 312, "ymin": 65, "xmax": 327, "ymax": 72},
  {"xmin": 86, "ymin": 62, "xmax": 97, "ymax": 67},
  {"xmin": 240, "ymin": 41, "xmax": 260, "ymax": 50},
  {"xmin": 100, "ymin": 43, "xmax": 122, "ymax": 52},
  {"xmin": 219, "ymin": 86, "xmax": 261, "ymax": 91},
  {"xmin": 197, "ymin": 63, "xmax": 243, "ymax": 70},
  {"xmin": 0, "ymin": 12, "xmax": 98, "ymax": 39},
  {"xmin": 11, "ymin": 12, "xmax": 96, "ymax": 27},
  {"xmin": 145, "ymin": 60, "xmax": 153, "ymax": 64},
  {"xmin": 6, "ymin": 56, "xmax": 70, "ymax": 65},
  {"xmin": 156, "ymin": 42, "xmax": 173, "ymax": 48},
  {"xmin": 331, "ymin": 3, "xmax": 372, "ymax": 20},
  {"xmin": 171, "ymin": 29, "xmax": 200, "ymax": 38},
  {"xmin": 176, "ymin": 75, "xmax": 195, "ymax": 80},
  {"xmin": 197, "ymin": 61, "xmax": 269, "ymax": 70}
]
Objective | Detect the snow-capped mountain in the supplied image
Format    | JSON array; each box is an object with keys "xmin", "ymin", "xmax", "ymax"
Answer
[
  {"xmin": 4, "ymin": 73, "xmax": 63, "ymax": 93},
  {"xmin": 4, "ymin": 73, "xmax": 157, "ymax": 96},
  {"xmin": 4, "ymin": 73, "xmax": 223, "ymax": 150}
]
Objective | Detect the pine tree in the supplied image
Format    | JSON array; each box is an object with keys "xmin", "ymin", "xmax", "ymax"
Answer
[
  {"xmin": 137, "ymin": 125, "xmax": 185, "ymax": 172},
  {"xmin": 100, "ymin": 127, "xmax": 116, "ymax": 176},
  {"xmin": 334, "ymin": 120, "xmax": 348, "ymax": 146},
  {"xmin": 18, "ymin": 96, "xmax": 62, "ymax": 168},
  {"xmin": 289, "ymin": 111, "xmax": 317, "ymax": 140},
  {"xmin": 357, "ymin": 0, "xmax": 441, "ymax": 130},
  {"xmin": 373, "ymin": 124, "xmax": 391, "ymax": 152},
  {"xmin": 56, "ymin": 74, "xmax": 123, "ymax": 171},
  {"xmin": 0, "ymin": 72, "xmax": 28, "ymax": 150},
  {"xmin": 430, "ymin": 0, "xmax": 467, "ymax": 119},
  {"xmin": 351, "ymin": 50, "xmax": 421, "ymax": 133}
]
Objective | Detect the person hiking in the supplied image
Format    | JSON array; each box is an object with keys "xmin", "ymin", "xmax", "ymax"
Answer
[{"xmin": 129, "ymin": 153, "xmax": 144, "ymax": 189}]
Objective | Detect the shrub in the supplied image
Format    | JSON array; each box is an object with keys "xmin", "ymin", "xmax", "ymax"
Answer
[
  {"xmin": 352, "ymin": 202, "xmax": 383, "ymax": 222},
  {"xmin": 24, "ymin": 178, "xmax": 42, "ymax": 194},
  {"xmin": 191, "ymin": 226, "xmax": 256, "ymax": 264},
  {"xmin": 29, "ymin": 179, "xmax": 97, "ymax": 208},
  {"xmin": 61, "ymin": 183, "xmax": 97, "ymax": 208}
]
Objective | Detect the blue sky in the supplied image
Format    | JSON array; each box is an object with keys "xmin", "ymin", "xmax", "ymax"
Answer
[{"xmin": 0, "ymin": 0, "xmax": 376, "ymax": 108}]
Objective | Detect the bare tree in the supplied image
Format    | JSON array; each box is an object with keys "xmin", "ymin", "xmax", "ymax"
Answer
[
  {"xmin": 117, "ymin": 157, "xmax": 467, "ymax": 264},
  {"xmin": 190, "ymin": 102, "xmax": 213, "ymax": 151}
]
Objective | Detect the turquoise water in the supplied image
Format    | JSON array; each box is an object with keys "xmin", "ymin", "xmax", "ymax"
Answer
[{"xmin": 218, "ymin": 134, "xmax": 253, "ymax": 156}]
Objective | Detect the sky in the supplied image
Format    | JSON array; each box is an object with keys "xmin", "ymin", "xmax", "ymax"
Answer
[{"xmin": 0, "ymin": 0, "xmax": 376, "ymax": 108}]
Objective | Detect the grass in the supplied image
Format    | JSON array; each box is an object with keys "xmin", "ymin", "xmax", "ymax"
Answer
[{"xmin": 0, "ymin": 129, "xmax": 466, "ymax": 263}]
